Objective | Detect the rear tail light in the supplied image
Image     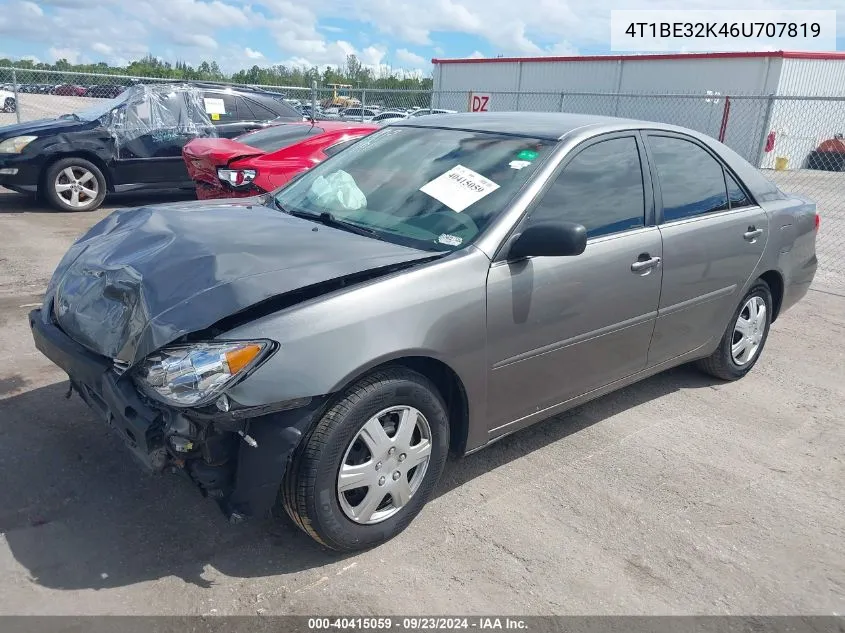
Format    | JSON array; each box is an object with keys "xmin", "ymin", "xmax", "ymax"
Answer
[
  {"xmin": 815, "ymin": 212, "xmax": 821, "ymax": 232},
  {"xmin": 217, "ymin": 168, "xmax": 257, "ymax": 188}
]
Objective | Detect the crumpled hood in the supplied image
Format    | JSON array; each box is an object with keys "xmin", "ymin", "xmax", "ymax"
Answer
[{"xmin": 45, "ymin": 199, "xmax": 433, "ymax": 364}]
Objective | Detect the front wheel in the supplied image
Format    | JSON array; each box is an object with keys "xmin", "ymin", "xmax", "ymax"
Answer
[
  {"xmin": 2, "ymin": 97, "xmax": 15, "ymax": 113},
  {"xmin": 282, "ymin": 367, "xmax": 449, "ymax": 551},
  {"xmin": 44, "ymin": 158, "xmax": 107, "ymax": 212},
  {"xmin": 696, "ymin": 280, "xmax": 773, "ymax": 381}
]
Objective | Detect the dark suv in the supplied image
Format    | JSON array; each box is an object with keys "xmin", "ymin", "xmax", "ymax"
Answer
[{"xmin": 0, "ymin": 82, "xmax": 303, "ymax": 211}]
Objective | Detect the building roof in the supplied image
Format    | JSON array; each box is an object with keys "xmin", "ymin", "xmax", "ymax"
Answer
[
  {"xmin": 393, "ymin": 111, "xmax": 654, "ymax": 140},
  {"xmin": 432, "ymin": 50, "xmax": 845, "ymax": 65}
]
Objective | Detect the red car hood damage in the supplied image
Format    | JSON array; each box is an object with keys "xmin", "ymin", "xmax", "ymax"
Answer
[{"xmin": 183, "ymin": 138, "xmax": 264, "ymax": 185}]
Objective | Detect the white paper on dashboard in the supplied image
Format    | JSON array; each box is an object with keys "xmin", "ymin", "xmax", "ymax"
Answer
[
  {"xmin": 419, "ymin": 165, "xmax": 500, "ymax": 212},
  {"xmin": 203, "ymin": 97, "xmax": 227, "ymax": 115}
]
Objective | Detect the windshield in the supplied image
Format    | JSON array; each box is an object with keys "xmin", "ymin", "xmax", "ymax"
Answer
[
  {"xmin": 67, "ymin": 87, "xmax": 135, "ymax": 121},
  {"xmin": 272, "ymin": 126, "xmax": 555, "ymax": 251}
]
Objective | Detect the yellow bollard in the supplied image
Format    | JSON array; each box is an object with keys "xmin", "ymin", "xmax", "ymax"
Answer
[{"xmin": 775, "ymin": 156, "xmax": 789, "ymax": 171}]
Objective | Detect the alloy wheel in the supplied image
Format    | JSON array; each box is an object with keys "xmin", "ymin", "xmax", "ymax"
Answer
[{"xmin": 54, "ymin": 166, "xmax": 99, "ymax": 209}]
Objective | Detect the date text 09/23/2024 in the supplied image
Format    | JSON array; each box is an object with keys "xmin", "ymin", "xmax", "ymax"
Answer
[{"xmin": 307, "ymin": 617, "xmax": 528, "ymax": 630}]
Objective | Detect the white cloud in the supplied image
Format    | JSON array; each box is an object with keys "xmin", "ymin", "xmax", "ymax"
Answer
[
  {"xmin": 395, "ymin": 48, "xmax": 427, "ymax": 67},
  {"xmin": 91, "ymin": 42, "xmax": 114, "ymax": 56},
  {"xmin": 47, "ymin": 47, "xmax": 82, "ymax": 64},
  {"xmin": 467, "ymin": 51, "xmax": 485, "ymax": 59},
  {"xmin": 359, "ymin": 45, "xmax": 387, "ymax": 66},
  {"xmin": 169, "ymin": 32, "xmax": 218, "ymax": 49},
  {"xmin": 19, "ymin": 1, "xmax": 43, "ymax": 17},
  {"xmin": 8, "ymin": 0, "xmax": 837, "ymax": 79}
]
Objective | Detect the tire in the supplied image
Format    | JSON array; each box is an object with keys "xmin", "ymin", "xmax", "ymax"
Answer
[
  {"xmin": 282, "ymin": 367, "xmax": 450, "ymax": 551},
  {"xmin": 696, "ymin": 280, "xmax": 773, "ymax": 381},
  {"xmin": 44, "ymin": 157, "xmax": 107, "ymax": 212},
  {"xmin": 2, "ymin": 97, "xmax": 15, "ymax": 113}
]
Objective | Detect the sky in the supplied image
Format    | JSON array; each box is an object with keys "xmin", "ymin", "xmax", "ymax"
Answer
[{"xmin": 0, "ymin": 0, "xmax": 843, "ymax": 76}]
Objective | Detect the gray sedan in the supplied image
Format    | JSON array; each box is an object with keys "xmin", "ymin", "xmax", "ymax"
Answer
[{"xmin": 29, "ymin": 112, "xmax": 818, "ymax": 551}]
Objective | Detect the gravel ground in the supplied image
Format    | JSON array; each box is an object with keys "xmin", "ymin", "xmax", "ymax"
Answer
[{"xmin": 0, "ymin": 189, "xmax": 843, "ymax": 616}]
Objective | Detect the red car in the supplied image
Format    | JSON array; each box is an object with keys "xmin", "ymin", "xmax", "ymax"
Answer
[
  {"xmin": 51, "ymin": 84, "xmax": 88, "ymax": 96},
  {"xmin": 183, "ymin": 121, "xmax": 379, "ymax": 200}
]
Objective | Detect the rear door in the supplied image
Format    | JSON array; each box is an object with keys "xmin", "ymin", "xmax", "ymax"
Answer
[
  {"xmin": 200, "ymin": 91, "xmax": 252, "ymax": 138},
  {"xmin": 644, "ymin": 132, "xmax": 769, "ymax": 366}
]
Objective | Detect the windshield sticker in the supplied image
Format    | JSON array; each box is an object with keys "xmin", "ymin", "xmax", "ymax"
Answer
[
  {"xmin": 203, "ymin": 97, "xmax": 226, "ymax": 115},
  {"xmin": 509, "ymin": 160, "xmax": 532, "ymax": 170},
  {"xmin": 419, "ymin": 165, "xmax": 500, "ymax": 213},
  {"xmin": 210, "ymin": 112, "xmax": 220, "ymax": 121},
  {"xmin": 516, "ymin": 149, "xmax": 539, "ymax": 161},
  {"xmin": 438, "ymin": 233, "xmax": 463, "ymax": 247}
]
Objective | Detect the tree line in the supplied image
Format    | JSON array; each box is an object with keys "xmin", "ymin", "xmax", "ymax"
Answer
[{"xmin": 0, "ymin": 54, "xmax": 433, "ymax": 90}]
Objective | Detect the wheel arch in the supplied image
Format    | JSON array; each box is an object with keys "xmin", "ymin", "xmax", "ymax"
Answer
[
  {"xmin": 329, "ymin": 354, "xmax": 471, "ymax": 456},
  {"xmin": 758, "ymin": 269, "xmax": 784, "ymax": 322}
]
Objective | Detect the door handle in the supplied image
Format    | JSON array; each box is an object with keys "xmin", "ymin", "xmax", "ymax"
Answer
[
  {"xmin": 744, "ymin": 227, "xmax": 764, "ymax": 241},
  {"xmin": 631, "ymin": 256, "xmax": 661, "ymax": 273}
]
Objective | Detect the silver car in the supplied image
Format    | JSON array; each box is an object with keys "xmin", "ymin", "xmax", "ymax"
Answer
[{"xmin": 29, "ymin": 113, "xmax": 818, "ymax": 551}]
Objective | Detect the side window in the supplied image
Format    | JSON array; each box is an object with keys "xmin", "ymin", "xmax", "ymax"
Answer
[
  {"xmin": 649, "ymin": 135, "xmax": 729, "ymax": 221},
  {"xmin": 530, "ymin": 136, "xmax": 645, "ymax": 238},
  {"xmin": 726, "ymin": 171, "xmax": 753, "ymax": 209},
  {"xmin": 240, "ymin": 98, "xmax": 278, "ymax": 121},
  {"xmin": 201, "ymin": 93, "xmax": 236, "ymax": 123}
]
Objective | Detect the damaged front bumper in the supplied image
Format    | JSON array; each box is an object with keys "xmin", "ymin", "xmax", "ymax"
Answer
[{"xmin": 29, "ymin": 308, "xmax": 322, "ymax": 522}]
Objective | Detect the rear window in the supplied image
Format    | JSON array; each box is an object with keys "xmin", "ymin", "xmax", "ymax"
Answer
[{"xmin": 235, "ymin": 124, "xmax": 324, "ymax": 152}]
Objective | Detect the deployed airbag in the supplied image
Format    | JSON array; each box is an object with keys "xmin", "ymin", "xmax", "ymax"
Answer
[{"xmin": 308, "ymin": 170, "xmax": 367, "ymax": 212}]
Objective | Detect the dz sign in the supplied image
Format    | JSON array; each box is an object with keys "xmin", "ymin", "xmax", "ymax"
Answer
[{"xmin": 469, "ymin": 92, "xmax": 491, "ymax": 112}]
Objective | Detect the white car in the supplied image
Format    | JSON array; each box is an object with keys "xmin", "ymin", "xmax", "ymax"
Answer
[
  {"xmin": 411, "ymin": 108, "xmax": 458, "ymax": 117},
  {"xmin": 340, "ymin": 107, "xmax": 379, "ymax": 122},
  {"xmin": 372, "ymin": 110, "xmax": 409, "ymax": 124},
  {"xmin": 1, "ymin": 89, "xmax": 16, "ymax": 113}
]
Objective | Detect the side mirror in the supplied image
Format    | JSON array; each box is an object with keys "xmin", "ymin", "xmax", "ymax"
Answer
[{"xmin": 507, "ymin": 221, "xmax": 588, "ymax": 260}]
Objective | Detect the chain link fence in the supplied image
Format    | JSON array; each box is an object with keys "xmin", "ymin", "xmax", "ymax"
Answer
[{"xmin": 1, "ymin": 67, "xmax": 842, "ymax": 290}]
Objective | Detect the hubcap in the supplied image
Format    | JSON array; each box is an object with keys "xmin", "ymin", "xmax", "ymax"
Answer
[
  {"xmin": 55, "ymin": 166, "xmax": 98, "ymax": 208},
  {"xmin": 337, "ymin": 405, "xmax": 432, "ymax": 525},
  {"xmin": 731, "ymin": 295, "xmax": 767, "ymax": 366}
]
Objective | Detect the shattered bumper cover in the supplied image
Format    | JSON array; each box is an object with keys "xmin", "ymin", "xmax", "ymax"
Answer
[{"xmin": 29, "ymin": 306, "xmax": 322, "ymax": 520}]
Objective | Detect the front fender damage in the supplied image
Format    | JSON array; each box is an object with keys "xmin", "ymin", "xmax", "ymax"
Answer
[{"xmin": 210, "ymin": 398, "xmax": 329, "ymax": 521}]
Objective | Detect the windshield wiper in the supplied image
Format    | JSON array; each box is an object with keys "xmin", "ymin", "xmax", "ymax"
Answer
[{"xmin": 273, "ymin": 199, "xmax": 380, "ymax": 239}]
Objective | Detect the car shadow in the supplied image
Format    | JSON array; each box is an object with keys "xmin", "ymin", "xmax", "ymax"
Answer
[
  {"xmin": 0, "ymin": 189, "xmax": 196, "ymax": 214},
  {"xmin": 0, "ymin": 365, "xmax": 720, "ymax": 590}
]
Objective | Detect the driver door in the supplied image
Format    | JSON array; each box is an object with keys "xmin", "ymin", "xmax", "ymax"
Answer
[{"xmin": 485, "ymin": 133, "xmax": 663, "ymax": 436}]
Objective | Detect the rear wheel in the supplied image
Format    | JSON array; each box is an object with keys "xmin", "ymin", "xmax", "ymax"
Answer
[
  {"xmin": 282, "ymin": 367, "xmax": 449, "ymax": 551},
  {"xmin": 696, "ymin": 280, "xmax": 773, "ymax": 381},
  {"xmin": 2, "ymin": 97, "xmax": 15, "ymax": 113},
  {"xmin": 44, "ymin": 158, "xmax": 107, "ymax": 212}
]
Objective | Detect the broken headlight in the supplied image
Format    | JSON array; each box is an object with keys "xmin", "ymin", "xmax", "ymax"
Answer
[
  {"xmin": 217, "ymin": 168, "xmax": 257, "ymax": 188},
  {"xmin": 133, "ymin": 341, "xmax": 273, "ymax": 407},
  {"xmin": 0, "ymin": 135, "xmax": 37, "ymax": 154}
]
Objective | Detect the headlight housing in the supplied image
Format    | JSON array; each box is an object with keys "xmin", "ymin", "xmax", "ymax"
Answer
[
  {"xmin": 217, "ymin": 168, "xmax": 257, "ymax": 188},
  {"xmin": 0, "ymin": 135, "xmax": 37, "ymax": 154},
  {"xmin": 133, "ymin": 341, "xmax": 273, "ymax": 407}
]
